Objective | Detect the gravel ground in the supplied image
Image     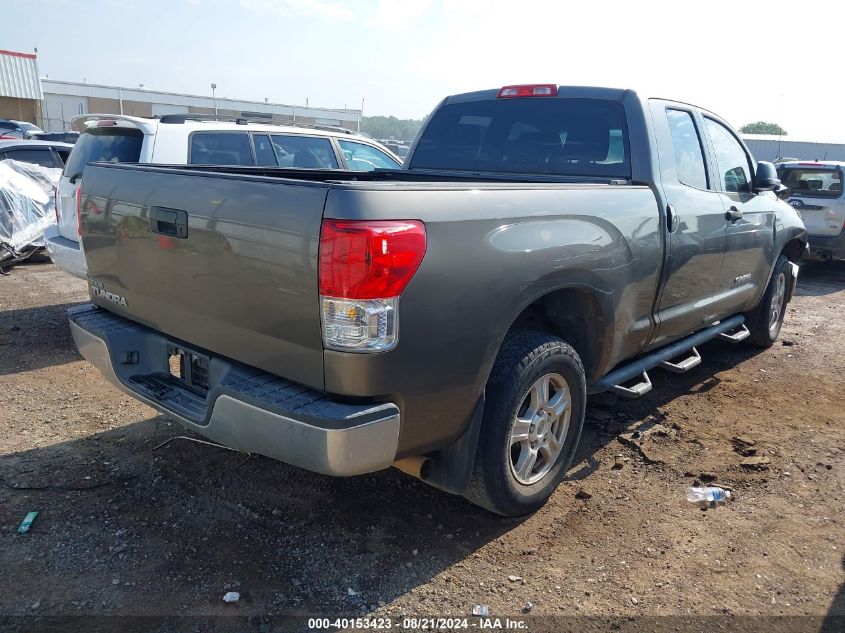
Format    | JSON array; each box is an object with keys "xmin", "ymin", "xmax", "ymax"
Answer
[{"xmin": 0, "ymin": 260, "xmax": 843, "ymax": 633}]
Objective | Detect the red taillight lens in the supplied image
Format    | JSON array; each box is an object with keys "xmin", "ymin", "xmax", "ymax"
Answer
[
  {"xmin": 75, "ymin": 187, "xmax": 82, "ymax": 236},
  {"xmin": 319, "ymin": 220, "xmax": 426, "ymax": 299},
  {"xmin": 497, "ymin": 84, "xmax": 558, "ymax": 98}
]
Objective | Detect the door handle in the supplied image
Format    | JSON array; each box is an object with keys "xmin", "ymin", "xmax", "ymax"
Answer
[
  {"xmin": 150, "ymin": 206, "xmax": 188, "ymax": 238},
  {"xmin": 667, "ymin": 204, "xmax": 679, "ymax": 232},
  {"xmin": 725, "ymin": 206, "xmax": 743, "ymax": 222}
]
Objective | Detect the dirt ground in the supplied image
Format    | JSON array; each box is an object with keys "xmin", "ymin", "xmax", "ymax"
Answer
[{"xmin": 0, "ymin": 260, "xmax": 843, "ymax": 632}]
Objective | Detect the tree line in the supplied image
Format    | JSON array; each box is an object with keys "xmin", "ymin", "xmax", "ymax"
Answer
[{"xmin": 360, "ymin": 116, "xmax": 424, "ymax": 142}]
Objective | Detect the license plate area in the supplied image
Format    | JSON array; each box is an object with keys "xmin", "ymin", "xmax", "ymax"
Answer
[{"xmin": 167, "ymin": 344, "xmax": 210, "ymax": 394}]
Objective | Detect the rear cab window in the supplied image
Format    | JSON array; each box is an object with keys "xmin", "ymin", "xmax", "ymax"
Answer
[
  {"xmin": 410, "ymin": 97, "xmax": 630, "ymax": 178},
  {"xmin": 665, "ymin": 109, "xmax": 708, "ymax": 190},
  {"xmin": 778, "ymin": 166, "xmax": 843, "ymax": 198},
  {"xmin": 64, "ymin": 128, "xmax": 144, "ymax": 181}
]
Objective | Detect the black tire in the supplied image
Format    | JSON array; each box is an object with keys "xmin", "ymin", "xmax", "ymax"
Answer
[
  {"xmin": 464, "ymin": 329, "xmax": 586, "ymax": 516},
  {"xmin": 745, "ymin": 255, "xmax": 791, "ymax": 347}
]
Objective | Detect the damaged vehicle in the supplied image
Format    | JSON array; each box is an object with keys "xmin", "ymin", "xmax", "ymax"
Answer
[
  {"xmin": 0, "ymin": 159, "xmax": 61, "ymax": 268},
  {"xmin": 70, "ymin": 85, "xmax": 806, "ymax": 515}
]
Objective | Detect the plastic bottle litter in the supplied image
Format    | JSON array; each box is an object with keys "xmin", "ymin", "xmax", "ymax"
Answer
[
  {"xmin": 686, "ymin": 486, "xmax": 731, "ymax": 507},
  {"xmin": 223, "ymin": 592, "xmax": 240, "ymax": 603},
  {"xmin": 472, "ymin": 604, "xmax": 490, "ymax": 616},
  {"xmin": 17, "ymin": 511, "xmax": 38, "ymax": 534}
]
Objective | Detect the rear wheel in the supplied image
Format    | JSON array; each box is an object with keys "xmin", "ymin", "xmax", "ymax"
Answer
[
  {"xmin": 464, "ymin": 330, "xmax": 586, "ymax": 516},
  {"xmin": 745, "ymin": 255, "xmax": 791, "ymax": 347}
]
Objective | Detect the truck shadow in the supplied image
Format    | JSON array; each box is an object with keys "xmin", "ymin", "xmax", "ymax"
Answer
[
  {"xmin": 574, "ymin": 336, "xmax": 768, "ymax": 482},
  {"xmin": 0, "ymin": 301, "xmax": 84, "ymax": 377},
  {"xmin": 0, "ymin": 415, "xmax": 517, "ymax": 617},
  {"xmin": 820, "ymin": 554, "xmax": 845, "ymax": 632}
]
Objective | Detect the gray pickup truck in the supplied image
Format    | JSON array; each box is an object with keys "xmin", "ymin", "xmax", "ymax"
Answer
[{"xmin": 70, "ymin": 85, "xmax": 807, "ymax": 516}]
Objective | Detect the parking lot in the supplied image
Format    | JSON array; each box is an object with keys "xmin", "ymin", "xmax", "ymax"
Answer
[{"xmin": 0, "ymin": 260, "xmax": 843, "ymax": 628}]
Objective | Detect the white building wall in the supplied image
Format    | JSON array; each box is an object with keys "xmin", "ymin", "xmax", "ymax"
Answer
[
  {"xmin": 42, "ymin": 93, "xmax": 88, "ymax": 132},
  {"xmin": 151, "ymin": 103, "xmax": 189, "ymax": 117},
  {"xmin": 41, "ymin": 80, "xmax": 359, "ymax": 123}
]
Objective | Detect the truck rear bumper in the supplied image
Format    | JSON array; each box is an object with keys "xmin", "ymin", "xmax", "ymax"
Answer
[{"xmin": 69, "ymin": 305, "xmax": 400, "ymax": 476}]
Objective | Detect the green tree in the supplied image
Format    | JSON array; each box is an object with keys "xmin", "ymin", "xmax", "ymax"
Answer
[
  {"xmin": 360, "ymin": 116, "xmax": 424, "ymax": 142},
  {"xmin": 739, "ymin": 121, "xmax": 787, "ymax": 136}
]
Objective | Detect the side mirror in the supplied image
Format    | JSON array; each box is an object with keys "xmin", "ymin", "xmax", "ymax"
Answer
[{"xmin": 755, "ymin": 161, "xmax": 781, "ymax": 192}]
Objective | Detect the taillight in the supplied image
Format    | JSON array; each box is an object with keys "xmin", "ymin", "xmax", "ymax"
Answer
[
  {"xmin": 497, "ymin": 84, "xmax": 558, "ymax": 98},
  {"xmin": 75, "ymin": 187, "xmax": 82, "ymax": 236},
  {"xmin": 319, "ymin": 219, "xmax": 426, "ymax": 352}
]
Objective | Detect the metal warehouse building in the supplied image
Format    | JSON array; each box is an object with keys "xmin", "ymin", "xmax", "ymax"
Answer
[
  {"xmin": 40, "ymin": 80, "xmax": 361, "ymax": 132},
  {"xmin": 743, "ymin": 134, "xmax": 845, "ymax": 162},
  {"xmin": 0, "ymin": 49, "xmax": 43, "ymax": 123},
  {"xmin": 0, "ymin": 48, "xmax": 361, "ymax": 133}
]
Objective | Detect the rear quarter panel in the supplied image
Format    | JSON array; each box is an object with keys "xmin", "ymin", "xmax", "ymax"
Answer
[{"xmin": 323, "ymin": 183, "xmax": 662, "ymax": 455}]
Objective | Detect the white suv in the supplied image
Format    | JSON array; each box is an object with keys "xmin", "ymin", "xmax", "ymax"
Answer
[
  {"xmin": 777, "ymin": 161, "xmax": 845, "ymax": 262},
  {"xmin": 45, "ymin": 114, "xmax": 401, "ymax": 279}
]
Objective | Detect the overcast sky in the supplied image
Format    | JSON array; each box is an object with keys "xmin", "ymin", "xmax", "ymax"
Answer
[{"xmin": 6, "ymin": 0, "xmax": 845, "ymax": 141}]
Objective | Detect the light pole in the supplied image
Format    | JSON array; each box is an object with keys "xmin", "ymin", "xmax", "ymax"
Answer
[{"xmin": 211, "ymin": 83, "xmax": 217, "ymax": 115}]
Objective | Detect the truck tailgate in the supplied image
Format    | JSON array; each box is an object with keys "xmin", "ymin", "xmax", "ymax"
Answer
[{"xmin": 79, "ymin": 164, "xmax": 327, "ymax": 390}]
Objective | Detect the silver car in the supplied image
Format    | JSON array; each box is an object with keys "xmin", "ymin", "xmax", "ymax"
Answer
[{"xmin": 778, "ymin": 161, "xmax": 845, "ymax": 261}]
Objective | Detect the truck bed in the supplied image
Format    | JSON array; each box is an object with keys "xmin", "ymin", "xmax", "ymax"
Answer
[{"xmin": 79, "ymin": 161, "xmax": 661, "ymax": 455}]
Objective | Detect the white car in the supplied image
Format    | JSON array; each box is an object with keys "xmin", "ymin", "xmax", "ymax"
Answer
[
  {"xmin": 777, "ymin": 161, "xmax": 845, "ymax": 261},
  {"xmin": 45, "ymin": 114, "xmax": 401, "ymax": 279}
]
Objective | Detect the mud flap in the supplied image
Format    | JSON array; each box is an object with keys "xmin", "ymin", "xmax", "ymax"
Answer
[
  {"xmin": 786, "ymin": 261, "xmax": 800, "ymax": 303},
  {"xmin": 419, "ymin": 393, "xmax": 485, "ymax": 496}
]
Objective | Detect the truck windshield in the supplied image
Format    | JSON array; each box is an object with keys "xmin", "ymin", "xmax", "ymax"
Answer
[
  {"xmin": 778, "ymin": 167, "xmax": 843, "ymax": 198},
  {"xmin": 410, "ymin": 97, "xmax": 629, "ymax": 178}
]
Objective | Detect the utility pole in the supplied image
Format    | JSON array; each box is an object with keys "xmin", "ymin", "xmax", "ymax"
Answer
[{"xmin": 211, "ymin": 83, "xmax": 217, "ymax": 115}]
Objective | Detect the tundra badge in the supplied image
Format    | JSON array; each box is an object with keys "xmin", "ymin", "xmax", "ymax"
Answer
[{"xmin": 90, "ymin": 279, "xmax": 128, "ymax": 307}]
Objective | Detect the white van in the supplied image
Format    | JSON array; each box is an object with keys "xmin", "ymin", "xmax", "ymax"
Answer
[
  {"xmin": 45, "ymin": 114, "xmax": 401, "ymax": 278},
  {"xmin": 778, "ymin": 161, "xmax": 845, "ymax": 261}
]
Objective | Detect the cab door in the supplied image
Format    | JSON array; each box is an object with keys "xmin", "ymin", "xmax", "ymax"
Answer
[
  {"xmin": 701, "ymin": 116, "xmax": 776, "ymax": 315},
  {"xmin": 648, "ymin": 101, "xmax": 727, "ymax": 348}
]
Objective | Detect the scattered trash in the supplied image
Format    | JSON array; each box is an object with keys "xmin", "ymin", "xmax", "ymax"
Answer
[
  {"xmin": 223, "ymin": 591, "xmax": 240, "ymax": 603},
  {"xmin": 740, "ymin": 455, "xmax": 771, "ymax": 470},
  {"xmin": 347, "ymin": 588, "xmax": 360, "ymax": 597},
  {"xmin": 575, "ymin": 488, "xmax": 592, "ymax": 500},
  {"xmin": 687, "ymin": 486, "xmax": 731, "ymax": 508},
  {"xmin": 472, "ymin": 604, "xmax": 489, "ymax": 616},
  {"xmin": 17, "ymin": 511, "xmax": 38, "ymax": 534},
  {"xmin": 522, "ymin": 601, "xmax": 534, "ymax": 613},
  {"xmin": 507, "ymin": 575, "xmax": 522, "ymax": 582},
  {"xmin": 612, "ymin": 454, "xmax": 624, "ymax": 470}
]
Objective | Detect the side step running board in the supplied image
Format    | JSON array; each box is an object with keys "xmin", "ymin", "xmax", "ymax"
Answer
[
  {"xmin": 719, "ymin": 324, "xmax": 750, "ymax": 343},
  {"xmin": 659, "ymin": 346, "xmax": 701, "ymax": 374},
  {"xmin": 611, "ymin": 371, "xmax": 652, "ymax": 399},
  {"xmin": 588, "ymin": 314, "xmax": 746, "ymax": 398}
]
